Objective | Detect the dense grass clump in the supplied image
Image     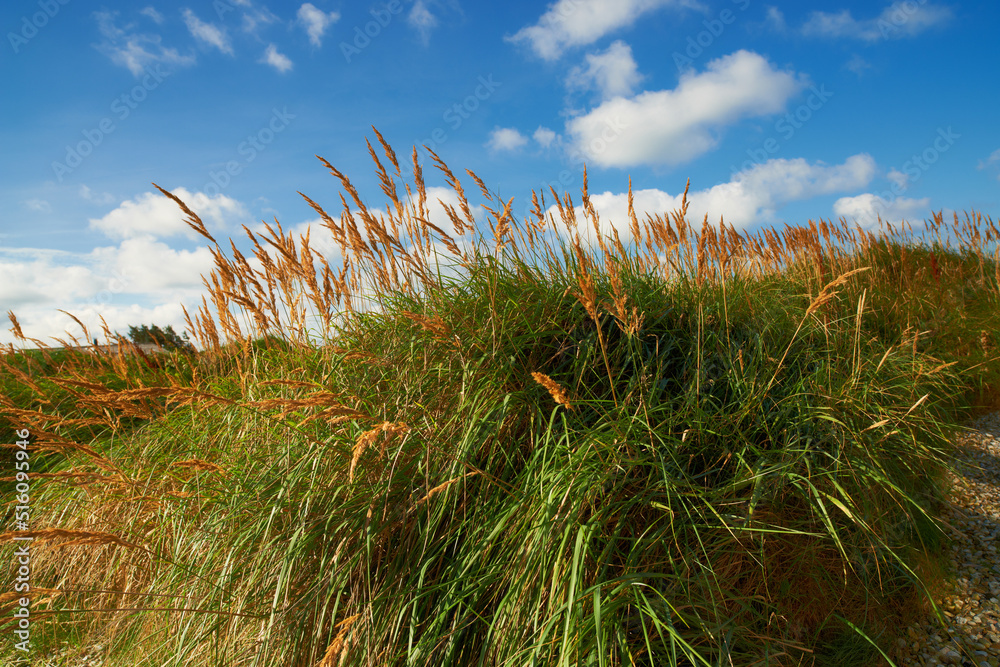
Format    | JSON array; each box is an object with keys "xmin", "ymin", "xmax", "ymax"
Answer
[{"xmin": 2, "ymin": 132, "xmax": 999, "ymax": 666}]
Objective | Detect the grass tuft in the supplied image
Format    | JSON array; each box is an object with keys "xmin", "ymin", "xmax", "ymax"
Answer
[{"xmin": 3, "ymin": 132, "xmax": 999, "ymax": 666}]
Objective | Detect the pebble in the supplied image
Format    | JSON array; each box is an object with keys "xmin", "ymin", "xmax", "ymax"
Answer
[{"xmin": 891, "ymin": 411, "xmax": 1000, "ymax": 667}]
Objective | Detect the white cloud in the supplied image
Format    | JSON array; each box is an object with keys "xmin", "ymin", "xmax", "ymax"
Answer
[
  {"xmin": 833, "ymin": 193, "xmax": 930, "ymax": 228},
  {"xmin": 978, "ymin": 148, "xmax": 1000, "ymax": 169},
  {"xmin": 844, "ymin": 54, "xmax": 872, "ymax": 76},
  {"xmin": 565, "ymin": 50, "xmax": 804, "ymax": 168},
  {"xmin": 141, "ymin": 6, "xmax": 164, "ymax": 24},
  {"xmin": 0, "ymin": 240, "xmax": 212, "ymax": 348},
  {"xmin": 94, "ymin": 10, "xmax": 195, "ymax": 76},
  {"xmin": 88, "ymin": 188, "xmax": 249, "ymax": 240},
  {"xmin": 886, "ymin": 168, "xmax": 909, "ymax": 190},
  {"xmin": 79, "ymin": 186, "xmax": 117, "ymax": 205},
  {"xmin": 534, "ymin": 126, "xmax": 559, "ymax": 148},
  {"xmin": 539, "ymin": 154, "xmax": 877, "ymax": 245},
  {"xmin": 801, "ymin": 2, "xmax": 952, "ymax": 42},
  {"xmin": 297, "ymin": 3, "xmax": 340, "ymax": 47},
  {"xmin": 507, "ymin": 0, "xmax": 702, "ymax": 61},
  {"xmin": 487, "ymin": 127, "xmax": 529, "ymax": 152},
  {"xmin": 566, "ymin": 40, "xmax": 643, "ymax": 99},
  {"xmin": 92, "ymin": 237, "xmax": 217, "ymax": 293},
  {"xmin": 764, "ymin": 6, "xmax": 787, "ymax": 32},
  {"xmin": 240, "ymin": 4, "xmax": 280, "ymax": 33},
  {"xmin": 182, "ymin": 9, "xmax": 233, "ymax": 55},
  {"xmin": 408, "ymin": 1, "xmax": 439, "ymax": 45},
  {"xmin": 23, "ymin": 199, "xmax": 51, "ymax": 213},
  {"xmin": 260, "ymin": 44, "xmax": 293, "ymax": 72}
]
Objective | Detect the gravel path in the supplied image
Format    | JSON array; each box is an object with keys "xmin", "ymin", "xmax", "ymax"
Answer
[{"xmin": 891, "ymin": 411, "xmax": 1000, "ymax": 667}]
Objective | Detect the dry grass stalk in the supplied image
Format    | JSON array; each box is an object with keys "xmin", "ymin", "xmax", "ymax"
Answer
[
  {"xmin": 153, "ymin": 184, "xmax": 217, "ymax": 245},
  {"xmin": 316, "ymin": 613, "xmax": 361, "ymax": 667},
  {"xmin": 171, "ymin": 459, "xmax": 226, "ymax": 475},
  {"xmin": 414, "ymin": 471, "xmax": 480, "ymax": 508},
  {"xmin": 0, "ymin": 528, "xmax": 143, "ymax": 551},
  {"xmin": 400, "ymin": 310, "xmax": 452, "ymax": 342},
  {"xmin": 349, "ymin": 421, "xmax": 410, "ymax": 483},
  {"xmin": 531, "ymin": 372, "xmax": 573, "ymax": 410}
]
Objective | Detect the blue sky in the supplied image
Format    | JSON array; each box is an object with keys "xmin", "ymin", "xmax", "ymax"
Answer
[{"xmin": 2, "ymin": 0, "xmax": 999, "ymax": 347}]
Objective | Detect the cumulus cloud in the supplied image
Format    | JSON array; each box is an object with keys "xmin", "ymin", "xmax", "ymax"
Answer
[
  {"xmin": 566, "ymin": 40, "xmax": 643, "ymax": 99},
  {"xmin": 297, "ymin": 3, "xmax": 340, "ymax": 47},
  {"xmin": 94, "ymin": 10, "xmax": 195, "ymax": 76},
  {"xmin": 260, "ymin": 44, "xmax": 293, "ymax": 72},
  {"xmin": 88, "ymin": 188, "xmax": 249, "ymax": 240},
  {"xmin": 534, "ymin": 126, "xmax": 559, "ymax": 148},
  {"xmin": 0, "ymin": 239, "xmax": 212, "ymax": 348},
  {"xmin": 537, "ymin": 154, "xmax": 877, "ymax": 245},
  {"xmin": 565, "ymin": 50, "xmax": 805, "ymax": 168},
  {"xmin": 833, "ymin": 193, "xmax": 930, "ymax": 228},
  {"xmin": 91, "ymin": 237, "xmax": 217, "ymax": 293},
  {"xmin": 487, "ymin": 127, "xmax": 529, "ymax": 152},
  {"xmin": 886, "ymin": 168, "xmax": 909, "ymax": 190},
  {"xmin": 182, "ymin": 9, "xmax": 233, "ymax": 55},
  {"xmin": 801, "ymin": 2, "xmax": 952, "ymax": 42},
  {"xmin": 507, "ymin": 0, "xmax": 702, "ymax": 61}
]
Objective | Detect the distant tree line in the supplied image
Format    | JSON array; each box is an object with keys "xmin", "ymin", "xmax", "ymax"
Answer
[{"xmin": 125, "ymin": 324, "xmax": 195, "ymax": 352}]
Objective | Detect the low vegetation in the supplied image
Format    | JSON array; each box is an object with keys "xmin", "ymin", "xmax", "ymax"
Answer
[{"xmin": 2, "ymin": 130, "xmax": 999, "ymax": 666}]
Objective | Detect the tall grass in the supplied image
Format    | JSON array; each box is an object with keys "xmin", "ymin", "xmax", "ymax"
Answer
[{"xmin": 2, "ymin": 130, "xmax": 999, "ymax": 666}]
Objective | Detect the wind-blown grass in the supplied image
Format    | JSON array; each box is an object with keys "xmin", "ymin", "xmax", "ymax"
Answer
[{"xmin": 2, "ymin": 131, "xmax": 999, "ymax": 666}]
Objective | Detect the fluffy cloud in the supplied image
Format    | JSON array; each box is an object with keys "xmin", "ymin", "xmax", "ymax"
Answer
[
  {"xmin": 297, "ymin": 3, "xmax": 340, "ymax": 47},
  {"xmin": 182, "ymin": 9, "xmax": 233, "ymax": 55},
  {"xmin": 91, "ymin": 237, "xmax": 217, "ymax": 293},
  {"xmin": 566, "ymin": 40, "xmax": 643, "ymax": 99},
  {"xmin": 534, "ymin": 126, "xmax": 559, "ymax": 148},
  {"xmin": 507, "ymin": 0, "xmax": 702, "ymax": 61},
  {"xmin": 539, "ymin": 154, "xmax": 877, "ymax": 244},
  {"xmin": 487, "ymin": 127, "xmax": 529, "ymax": 152},
  {"xmin": 565, "ymin": 50, "xmax": 804, "ymax": 168},
  {"xmin": 801, "ymin": 2, "xmax": 952, "ymax": 42},
  {"xmin": 260, "ymin": 44, "xmax": 293, "ymax": 73},
  {"xmin": 88, "ymin": 188, "xmax": 249, "ymax": 240},
  {"xmin": 0, "ymin": 239, "xmax": 212, "ymax": 348},
  {"xmin": 833, "ymin": 193, "xmax": 930, "ymax": 228}
]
